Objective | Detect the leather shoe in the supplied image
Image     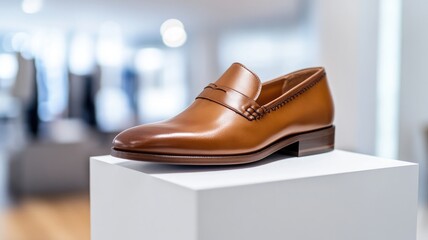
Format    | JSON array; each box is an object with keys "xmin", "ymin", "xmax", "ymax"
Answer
[{"xmin": 112, "ymin": 63, "xmax": 335, "ymax": 165}]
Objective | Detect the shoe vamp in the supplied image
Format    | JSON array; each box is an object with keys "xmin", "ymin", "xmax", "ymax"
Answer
[{"xmin": 114, "ymin": 99, "xmax": 296, "ymax": 155}]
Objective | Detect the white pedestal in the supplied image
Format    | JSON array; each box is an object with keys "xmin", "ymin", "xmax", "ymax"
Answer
[{"xmin": 90, "ymin": 150, "xmax": 418, "ymax": 240}]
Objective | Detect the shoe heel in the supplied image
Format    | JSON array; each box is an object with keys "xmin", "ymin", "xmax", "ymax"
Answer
[{"xmin": 279, "ymin": 126, "xmax": 335, "ymax": 157}]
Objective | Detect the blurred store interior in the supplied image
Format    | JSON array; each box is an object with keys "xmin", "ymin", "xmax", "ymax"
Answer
[{"xmin": 0, "ymin": 0, "xmax": 427, "ymax": 239}]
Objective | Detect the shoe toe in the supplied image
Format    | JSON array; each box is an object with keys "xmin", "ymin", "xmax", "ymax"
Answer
[
  {"xmin": 113, "ymin": 125, "xmax": 157, "ymax": 151},
  {"xmin": 112, "ymin": 123, "xmax": 189, "ymax": 154}
]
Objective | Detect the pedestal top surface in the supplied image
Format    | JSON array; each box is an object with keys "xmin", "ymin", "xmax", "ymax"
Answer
[{"xmin": 92, "ymin": 150, "xmax": 416, "ymax": 190}]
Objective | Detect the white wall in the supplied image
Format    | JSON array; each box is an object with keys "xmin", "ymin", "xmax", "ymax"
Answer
[
  {"xmin": 400, "ymin": 0, "xmax": 428, "ymax": 203},
  {"xmin": 315, "ymin": 0, "xmax": 379, "ymax": 155}
]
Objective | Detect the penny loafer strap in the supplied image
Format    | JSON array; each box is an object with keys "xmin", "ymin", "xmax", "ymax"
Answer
[{"xmin": 196, "ymin": 83, "xmax": 266, "ymax": 121}]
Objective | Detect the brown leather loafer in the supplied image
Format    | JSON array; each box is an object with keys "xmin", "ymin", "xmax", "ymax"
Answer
[{"xmin": 111, "ymin": 63, "xmax": 335, "ymax": 165}]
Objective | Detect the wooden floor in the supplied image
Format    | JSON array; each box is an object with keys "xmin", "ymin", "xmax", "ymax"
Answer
[{"xmin": 2, "ymin": 194, "xmax": 90, "ymax": 240}]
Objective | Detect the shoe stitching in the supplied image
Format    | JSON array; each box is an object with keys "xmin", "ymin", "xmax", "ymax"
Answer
[
  {"xmin": 264, "ymin": 73, "xmax": 325, "ymax": 115},
  {"xmin": 197, "ymin": 72, "xmax": 325, "ymax": 121}
]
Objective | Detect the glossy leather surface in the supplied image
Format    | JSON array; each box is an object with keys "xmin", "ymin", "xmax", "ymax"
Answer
[{"xmin": 113, "ymin": 63, "xmax": 334, "ymax": 156}]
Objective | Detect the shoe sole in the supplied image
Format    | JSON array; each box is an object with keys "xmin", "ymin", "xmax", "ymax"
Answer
[{"xmin": 111, "ymin": 125, "xmax": 335, "ymax": 165}]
